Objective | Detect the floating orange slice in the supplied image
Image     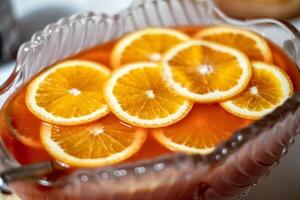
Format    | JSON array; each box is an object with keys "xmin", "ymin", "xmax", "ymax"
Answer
[
  {"xmin": 40, "ymin": 114, "xmax": 147, "ymax": 167},
  {"xmin": 111, "ymin": 28, "xmax": 189, "ymax": 68},
  {"xmin": 161, "ymin": 40, "xmax": 252, "ymax": 103},
  {"xmin": 194, "ymin": 26, "xmax": 272, "ymax": 62},
  {"xmin": 221, "ymin": 61, "xmax": 293, "ymax": 119},
  {"xmin": 104, "ymin": 62, "xmax": 192, "ymax": 128},
  {"xmin": 152, "ymin": 104, "xmax": 252, "ymax": 154},
  {"xmin": 6, "ymin": 92, "xmax": 42, "ymax": 149},
  {"xmin": 26, "ymin": 60, "xmax": 110, "ymax": 125}
]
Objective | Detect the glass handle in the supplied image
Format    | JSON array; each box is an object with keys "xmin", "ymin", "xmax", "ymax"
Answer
[{"xmin": 278, "ymin": 19, "xmax": 300, "ymax": 66}]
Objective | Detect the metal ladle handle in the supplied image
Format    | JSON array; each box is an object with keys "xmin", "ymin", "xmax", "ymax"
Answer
[{"xmin": 0, "ymin": 161, "xmax": 65, "ymax": 194}]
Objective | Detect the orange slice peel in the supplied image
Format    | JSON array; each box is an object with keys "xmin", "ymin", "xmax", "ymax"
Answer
[
  {"xmin": 104, "ymin": 62, "xmax": 193, "ymax": 128},
  {"xmin": 221, "ymin": 61, "xmax": 293, "ymax": 119},
  {"xmin": 26, "ymin": 60, "xmax": 111, "ymax": 126},
  {"xmin": 40, "ymin": 114, "xmax": 147, "ymax": 167},
  {"xmin": 111, "ymin": 28, "xmax": 190, "ymax": 68},
  {"xmin": 161, "ymin": 40, "xmax": 252, "ymax": 103},
  {"xmin": 194, "ymin": 26, "xmax": 273, "ymax": 62}
]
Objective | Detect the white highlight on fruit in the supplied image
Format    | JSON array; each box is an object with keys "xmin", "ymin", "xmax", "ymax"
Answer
[
  {"xmin": 198, "ymin": 64, "xmax": 214, "ymax": 75},
  {"xmin": 149, "ymin": 53, "xmax": 161, "ymax": 62},
  {"xmin": 250, "ymin": 86, "xmax": 259, "ymax": 95},
  {"xmin": 146, "ymin": 90, "xmax": 155, "ymax": 99},
  {"xmin": 69, "ymin": 88, "xmax": 81, "ymax": 96},
  {"xmin": 93, "ymin": 127, "xmax": 104, "ymax": 136}
]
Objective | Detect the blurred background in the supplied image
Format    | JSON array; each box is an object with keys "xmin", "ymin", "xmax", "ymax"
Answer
[{"xmin": 1, "ymin": 0, "xmax": 300, "ymax": 199}]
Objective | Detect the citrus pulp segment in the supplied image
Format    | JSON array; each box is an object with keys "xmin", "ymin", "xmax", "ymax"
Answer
[
  {"xmin": 104, "ymin": 62, "xmax": 193, "ymax": 128},
  {"xmin": 161, "ymin": 40, "xmax": 252, "ymax": 103},
  {"xmin": 194, "ymin": 26, "xmax": 273, "ymax": 62},
  {"xmin": 40, "ymin": 114, "xmax": 147, "ymax": 167},
  {"xmin": 111, "ymin": 28, "xmax": 190, "ymax": 68},
  {"xmin": 221, "ymin": 61, "xmax": 293, "ymax": 119},
  {"xmin": 26, "ymin": 60, "xmax": 111, "ymax": 125}
]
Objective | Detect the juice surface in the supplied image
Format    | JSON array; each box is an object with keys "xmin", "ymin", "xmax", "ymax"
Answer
[{"xmin": 0, "ymin": 26, "xmax": 299, "ymax": 169}]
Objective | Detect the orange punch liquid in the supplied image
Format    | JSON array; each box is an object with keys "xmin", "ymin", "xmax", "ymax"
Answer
[{"xmin": 0, "ymin": 26, "xmax": 299, "ymax": 173}]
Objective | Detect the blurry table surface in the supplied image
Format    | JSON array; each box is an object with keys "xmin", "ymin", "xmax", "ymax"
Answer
[{"xmin": 1, "ymin": 0, "xmax": 300, "ymax": 200}]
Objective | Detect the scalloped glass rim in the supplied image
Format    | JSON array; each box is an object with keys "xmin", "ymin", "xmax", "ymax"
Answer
[{"xmin": 0, "ymin": 0, "xmax": 300, "ymax": 188}]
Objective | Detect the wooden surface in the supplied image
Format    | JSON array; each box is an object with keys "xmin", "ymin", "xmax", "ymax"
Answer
[{"xmin": 214, "ymin": 0, "xmax": 300, "ymax": 19}]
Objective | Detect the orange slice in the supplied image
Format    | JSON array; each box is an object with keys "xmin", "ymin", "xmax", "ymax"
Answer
[
  {"xmin": 26, "ymin": 60, "xmax": 110, "ymax": 125},
  {"xmin": 221, "ymin": 61, "xmax": 293, "ymax": 119},
  {"xmin": 111, "ymin": 28, "xmax": 189, "ymax": 68},
  {"xmin": 152, "ymin": 104, "xmax": 252, "ymax": 154},
  {"xmin": 161, "ymin": 40, "xmax": 252, "ymax": 103},
  {"xmin": 6, "ymin": 92, "xmax": 42, "ymax": 149},
  {"xmin": 104, "ymin": 62, "xmax": 192, "ymax": 128},
  {"xmin": 194, "ymin": 26, "xmax": 272, "ymax": 62},
  {"xmin": 40, "ymin": 114, "xmax": 147, "ymax": 167}
]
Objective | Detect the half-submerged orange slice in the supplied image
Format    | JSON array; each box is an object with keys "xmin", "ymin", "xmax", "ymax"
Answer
[
  {"xmin": 6, "ymin": 92, "xmax": 42, "ymax": 148},
  {"xmin": 161, "ymin": 40, "xmax": 252, "ymax": 103},
  {"xmin": 111, "ymin": 28, "xmax": 190, "ymax": 68},
  {"xmin": 26, "ymin": 60, "xmax": 110, "ymax": 125},
  {"xmin": 104, "ymin": 62, "xmax": 192, "ymax": 128},
  {"xmin": 221, "ymin": 61, "xmax": 293, "ymax": 119},
  {"xmin": 152, "ymin": 104, "xmax": 252, "ymax": 154},
  {"xmin": 40, "ymin": 114, "xmax": 147, "ymax": 167}
]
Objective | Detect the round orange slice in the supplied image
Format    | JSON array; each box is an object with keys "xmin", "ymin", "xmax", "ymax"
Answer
[
  {"xmin": 6, "ymin": 92, "xmax": 42, "ymax": 149},
  {"xmin": 152, "ymin": 104, "xmax": 252, "ymax": 154},
  {"xmin": 111, "ymin": 28, "xmax": 190, "ymax": 68},
  {"xmin": 40, "ymin": 114, "xmax": 147, "ymax": 167},
  {"xmin": 161, "ymin": 40, "xmax": 252, "ymax": 103},
  {"xmin": 26, "ymin": 60, "xmax": 110, "ymax": 125},
  {"xmin": 221, "ymin": 61, "xmax": 293, "ymax": 119},
  {"xmin": 104, "ymin": 62, "xmax": 193, "ymax": 128},
  {"xmin": 194, "ymin": 26, "xmax": 272, "ymax": 62}
]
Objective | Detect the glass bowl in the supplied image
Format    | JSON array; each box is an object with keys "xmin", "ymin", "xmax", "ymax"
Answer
[{"xmin": 1, "ymin": 0, "xmax": 300, "ymax": 199}]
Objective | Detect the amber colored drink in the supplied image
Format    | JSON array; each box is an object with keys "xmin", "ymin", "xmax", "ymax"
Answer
[{"xmin": 0, "ymin": 26, "xmax": 300, "ymax": 176}]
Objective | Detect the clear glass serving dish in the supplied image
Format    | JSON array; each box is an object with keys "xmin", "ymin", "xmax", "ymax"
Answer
[{"xmin": 0, "ymin": 0, "xmax": 300, "ymax": 199}]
